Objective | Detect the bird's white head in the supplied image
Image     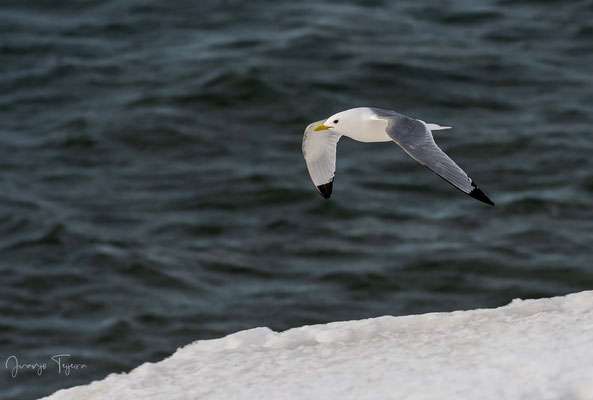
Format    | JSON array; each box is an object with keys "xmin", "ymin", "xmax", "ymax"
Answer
[{"xmin": 313, "ymin": 107, "xmax": 375, "ymax": 138}]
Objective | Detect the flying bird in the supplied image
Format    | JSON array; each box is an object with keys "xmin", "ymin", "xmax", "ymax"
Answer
[{"xmin": 302, "ymin": 107, "xmax": 494, "ymax": 205}]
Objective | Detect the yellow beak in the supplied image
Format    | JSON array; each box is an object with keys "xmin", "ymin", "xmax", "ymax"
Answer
[{"xmin": 314, "ymin": 124, "xmax": 329, "ymax": 131}]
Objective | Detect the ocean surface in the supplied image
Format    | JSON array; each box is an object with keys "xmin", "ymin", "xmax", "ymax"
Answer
[{"xmin": 1, "ymin": 0, "xmax": 592, "ymax": 398}]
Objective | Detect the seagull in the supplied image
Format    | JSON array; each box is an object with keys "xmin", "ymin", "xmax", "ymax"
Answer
[{"xmin": 302, "ymin": 107, "xmax": 494, "ymax": 205}]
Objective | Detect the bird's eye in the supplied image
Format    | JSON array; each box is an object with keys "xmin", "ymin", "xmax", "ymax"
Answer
[{"xmin": 333, "ymin": 119, "xmax": 339, "ymax": 124}]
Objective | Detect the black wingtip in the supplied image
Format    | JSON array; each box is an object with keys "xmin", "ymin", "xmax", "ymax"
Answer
[
  {"xmin": 469, "ymin": 181, "xmax": 495, "ymax": 206},
  {"xmin": 316, "ymin": 181, "xmax": 333, "ymax": 199}
]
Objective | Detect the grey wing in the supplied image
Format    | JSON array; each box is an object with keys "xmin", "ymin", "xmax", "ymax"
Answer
[
  {"xmin": 302, "ymin": 119, "xmax": 342, "ymax": 199},
  {"xmin": 382, "ymin": 114, "xmax": 494, "ymax": 205}
]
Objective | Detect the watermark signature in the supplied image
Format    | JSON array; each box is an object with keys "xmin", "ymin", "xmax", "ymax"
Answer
[{"xmin": 5, "ymin": 354, "xmax": 87, "ymax": 377}]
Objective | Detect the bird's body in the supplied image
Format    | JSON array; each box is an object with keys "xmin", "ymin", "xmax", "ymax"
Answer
[
  {"xmin": 302, "ymin": 107, "xmax": 494, "ymax": 205},
  {"xmin": 320, "ymin": 107, "xmax": 391, "ymax": 143}
]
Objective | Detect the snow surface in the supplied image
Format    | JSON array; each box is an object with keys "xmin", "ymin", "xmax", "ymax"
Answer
[{"xmin": 44, "ymin": 291, "xmax": 593, "ymax": 400}]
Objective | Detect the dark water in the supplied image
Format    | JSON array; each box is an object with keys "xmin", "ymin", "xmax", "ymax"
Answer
[{"xmin": 2, "ymin": 0, "xmax": 593, "ymax": 398}]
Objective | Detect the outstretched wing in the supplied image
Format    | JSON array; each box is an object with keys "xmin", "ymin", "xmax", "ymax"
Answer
[
  {"xmin": 302, "ymin": 119, "xmax": 342, "ymax": 199},
  {"xmin": 376, "ymin": 112, "xmax": 494, "ymax": 205}
]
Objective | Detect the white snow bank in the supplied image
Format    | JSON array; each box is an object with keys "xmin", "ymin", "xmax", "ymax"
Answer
[{"xmin": 44, "ymin": 291, "xmax": 593, "ymax": 400}]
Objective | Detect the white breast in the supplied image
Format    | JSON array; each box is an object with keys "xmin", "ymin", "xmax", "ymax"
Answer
[{"xmin": 346, "ymin": 117, "xmax": 391, "ymax": 143}]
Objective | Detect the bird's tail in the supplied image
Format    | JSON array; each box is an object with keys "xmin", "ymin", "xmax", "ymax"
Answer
[{"xmin": 427, "ymin": 123, "xmax": 451, "ymax": 131}]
